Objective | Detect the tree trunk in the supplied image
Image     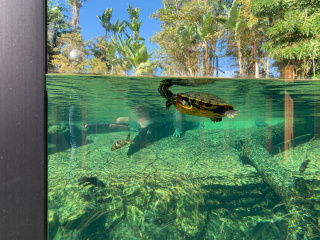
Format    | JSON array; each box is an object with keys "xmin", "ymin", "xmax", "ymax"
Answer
[
  {"xmin": 209, "ymin": 40, "xmax": 216, "ymax": 76},
  {"xmin": 187, "ymin": 51, "xmax": 193, "ymax": 76},
  {"xmin": 254, "ymin": 37, "xmax": 259, "ymax": 78},
  {"xmin": 203, "ymin": 43, "xmax": 208, "ymax": 76},
  {"xmin": 263, "ymin": 29, "xmax": 269, "ymax": 78},
  {"xmin": 266, "ymin": 53, "xmax": 270, "ymax": 78},
  {"xmin": 236, "ymin": 38, "xmax": 243, "ymax": 77},
  {"xmin": 72, "ymin": 0, "xmax": 80, "ymax": 31}
]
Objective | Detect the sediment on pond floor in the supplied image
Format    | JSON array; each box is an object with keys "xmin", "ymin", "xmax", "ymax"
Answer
[{"xmin": 48, "ymin": 121, "xmax": 320, "ymax": 240}]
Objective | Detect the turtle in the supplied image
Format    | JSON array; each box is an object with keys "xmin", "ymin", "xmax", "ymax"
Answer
[{"xmin": 165, "ymin": 91, "xmax": 239, "ymax": 122}]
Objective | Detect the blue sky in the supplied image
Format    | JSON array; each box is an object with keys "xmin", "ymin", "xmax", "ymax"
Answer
[{"xmin": 59, "ymin": 0, "xmax": 163, "ymax": 53}]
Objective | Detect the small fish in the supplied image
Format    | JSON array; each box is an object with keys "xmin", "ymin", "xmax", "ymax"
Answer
[
  {"xmin": 111, "ymin": 133, "xmax": 134, "ymax": 151},
  {"xmin": 299, "ymin": 155, "xmax": 311, "ymax": 173}
]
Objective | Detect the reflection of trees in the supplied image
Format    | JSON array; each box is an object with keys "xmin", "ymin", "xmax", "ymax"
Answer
[{"xmin": 47, "ymin": 0, "xmax": 72, "ymax": 71}]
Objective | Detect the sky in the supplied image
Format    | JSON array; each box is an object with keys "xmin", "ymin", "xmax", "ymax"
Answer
[{"xmin": 58, "ymin": 0, "xmax": 163, "ymax": 54}]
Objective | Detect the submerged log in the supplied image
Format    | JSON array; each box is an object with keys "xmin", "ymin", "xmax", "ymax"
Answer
[{"xmin": 242, "ymin": 120, "xmax": 318, "ymax": 240}]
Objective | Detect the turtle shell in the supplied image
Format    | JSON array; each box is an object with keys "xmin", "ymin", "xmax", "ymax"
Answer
[{"xmin": 174, "ymin": 91, "xmax": 235, "ymax": 122}]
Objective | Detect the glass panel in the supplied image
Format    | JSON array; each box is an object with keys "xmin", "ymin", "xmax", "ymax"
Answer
[
  {"xmin": 47, "ymin": 0, "xmax": 320, "ymax": 239},
  {"xmin": 47, "ymin": 75, "xmax": 320, "ymax": 239}
]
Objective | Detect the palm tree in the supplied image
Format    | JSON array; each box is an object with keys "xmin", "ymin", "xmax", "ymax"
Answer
[
  {"xmin": 67, "ymin": 0, "xmax": 89, "ymax": 31},
  {"xmin": 97, "ymin": 8, "xmax": 113, "ymax": 40},
  {"xmin": 114, "ymin": 35, "xmax": 153, "ymax": 75},
  {"xmin": 97, "ymin": 8, "xmax": 127, "ymax": 41},
  {"xmin": 124, "ymin": 4, "xmax": 142, "ymax": 41}
]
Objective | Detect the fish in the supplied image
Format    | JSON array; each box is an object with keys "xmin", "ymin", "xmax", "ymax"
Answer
[
  {"xmin": 299, "ymin": 155, "xmax": 311, "ymax": 173},
  {"xmin": 111, "ymin": 133, "xmax": 134, "ymax": 151}
]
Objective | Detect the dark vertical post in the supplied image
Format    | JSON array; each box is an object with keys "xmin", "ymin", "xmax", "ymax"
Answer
[
  {"xmin": 216, "ymin": 56, "xmax": 218, "ymax": 77},
  {"xmin": 0, "ymin": 0, "xmax": 45, "ymax": 239},
  {"xmin": 284, "ymin": 90, "xmax": 294, "ymax": 162}
]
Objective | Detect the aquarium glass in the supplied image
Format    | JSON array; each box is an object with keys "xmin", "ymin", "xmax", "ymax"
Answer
[
  {"xmin": 47, "ymin": 75, "xmax": 320, "ymax": 239},
  {"xmin": 47, "ymin": 0, "xmax": 320, "ymax": 238}
]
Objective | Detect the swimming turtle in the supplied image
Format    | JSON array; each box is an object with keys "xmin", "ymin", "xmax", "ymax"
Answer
[{"xmin": 160, "ymin": 84, "xmax": 239, "ymax": 122}]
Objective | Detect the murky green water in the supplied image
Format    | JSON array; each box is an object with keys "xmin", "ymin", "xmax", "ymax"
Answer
[{"xmin": 47, "ymin": 75, "xmax": 320, "ymax": 240}]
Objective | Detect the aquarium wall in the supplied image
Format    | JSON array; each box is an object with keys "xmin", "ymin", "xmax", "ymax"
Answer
[{"xmin": 0, "ymin": 0, "xmax": 46, "ymax": 240}]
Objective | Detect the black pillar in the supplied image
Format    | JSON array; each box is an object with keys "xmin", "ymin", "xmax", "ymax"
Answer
[{"xmin": 0, "ymin": 0, "xmax": 45, "ymax": 239}]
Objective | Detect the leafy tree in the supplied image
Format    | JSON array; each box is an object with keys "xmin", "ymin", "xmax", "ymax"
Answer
[
  {"xmin": 52, "ymin": 32, "xmax": 87, "ymax": 73},
  {"xmin": 97, "ymin": 8, "xmax": 126, "ymax": 41},
  {"xmin": 67, "ymin": 0, "xmax": 89, "ymax": 31},
  {"xmin": 151, "ymin": 0, "xmax": 231, "ymax": 76},
  {"xmin": 125, "ymin": 5, "xmax": 143, "ymax": 41},
  {"xmin": 177, "ymin": 23, "xmax": 201, "ymax": 76},
  {"xmin": 47, "ymin": 0, "xmax": 72, "ymax": 71},
  {"xmin": 114, "ymin": 35, "xmax": 155, "ymax": 75},
  {"xmin": 252, "ymin": 0, "xmax": 320, "ymax": 78},
  {"xmin": 199, "ymin": 13, "xmax": 216, "ymax": 76},
  {"xmin": 86, "ymin": 37, "xmax": 117, "ymax": 74},
  {"xmin": 97, "ymin": 8, "xmax": 114, "ymax": 40},
  {"xmin": 92, "ymin": 5, "xmax": 154, "ymax": 75}
]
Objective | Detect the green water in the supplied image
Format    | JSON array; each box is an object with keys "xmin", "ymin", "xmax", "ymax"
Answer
[{"xmin": 47, "ymin": 75, "xmax": 320, "ymax": 240}]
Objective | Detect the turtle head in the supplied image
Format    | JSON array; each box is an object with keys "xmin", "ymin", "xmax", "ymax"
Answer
[{"xmin": 225, "ymin": 109, "xmax": 240, "ymax": 118}]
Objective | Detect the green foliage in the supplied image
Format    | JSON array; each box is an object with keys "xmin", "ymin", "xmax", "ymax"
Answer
[
  {"xmin": 114, "ymin": 35, "xmax": 155, "ymax": 75},
  {"xmin": 177, "ymin": 23, "xmax": 201, "ymax": 45},
  {"xmin": 50, "ymin": 3, "xmax": 154, "ymax": 75},
  {"xmin": 94, "ymin": 4, "xmax": 154, "ymax": 75},
  {"xmin": 151, "ymin": 0, "xmax": 226, "ymax": 76},
  {"xmin": 47, "ymin": 0, "xmax": 72, "ymax": 71},
  {"xmin": 252, "ymin": 0, "xmax": 320, "ymax": 78},
  {"xmin": 124, "ymin": 4, "xmax": 143, "ymax": 41},
  {"xmin": 97, "ymin": 8, "xmax": 114, "ymax": 39},
  {"xmin": 97, "ymin": 8, "xmax": 127, "ymax": 41},
  {"xmin": 49, "ymin": 0, "xmax": 320, "ymax": 77},
  {"xmin": 52, "ymin": 32, "xmax": 87, "ymax": 73},
  {"xmin": 86, "ymin": 37, "xmax": 115, "ymax": 74},
  {"xmin": 219, "ymin": 0, "xmax": 238, "ymax": 30}
]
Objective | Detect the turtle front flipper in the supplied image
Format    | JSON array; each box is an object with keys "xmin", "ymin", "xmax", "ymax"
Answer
[{"xmin": 173, "ymin": 126, "xmax": 182, "ymax": 137}]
